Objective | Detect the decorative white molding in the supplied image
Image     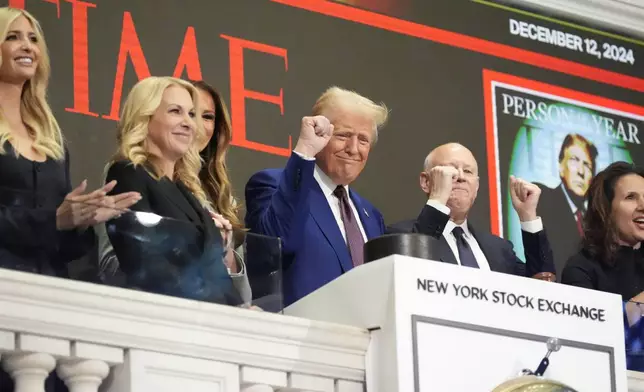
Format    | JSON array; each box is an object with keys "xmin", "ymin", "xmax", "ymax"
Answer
[
  {"xmin": 70, "ymin": 342, "xmax": 124, "ymax": 365},
  {"xmin": 242, "ymin": 385, "xmax": 274, "ymax": 392},
  {"xmin": 57, "ymin": 359, "xmax": 110, "ymax": 392},
  {"xmin": 0, "ymin": 330, "xmax": 14, "ymax": 351},
  {"xmin": 629, "ymin": 370, "xmax": 644, "ymax": 392},
  {"xmin": 335, "ymin": 380, "xmax": 363, "ymax": 392},
  {"xmin": 286, "ymin": 373, "xmax": 335, "ymax": 392},
  {"xmin": 125, "ymin": 350, "xmax": 239, "ymax": 392},
  {"xmin": 240, "ymin": 366, "xmax": 288, "ymax": 388},
  {"xmin": 0, "ymin": 269, "xmax": 369, "ymax": 382},
  {"xmin": 4, "ymin": 267, "xmax": 644, "ymax": 390},
  {"xmin": 505, "ymin": 0, "xmax": 644, "ymax": 38},
  {"xmin": 3, "ymin": 352, "xmax": 56, "ymax": 392}
]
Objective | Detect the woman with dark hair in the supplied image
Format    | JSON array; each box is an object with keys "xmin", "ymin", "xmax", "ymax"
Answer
[
  {"xmin": 561, "ymin": 161, "xmax": 644, "ymax": 369},
  {"xmin": 190, "ymin": 80, "xmax": 242, "ymax": 232},
  {"xmin": 190, "ymin": 80, "xmax": 252, "ymax": 304},
  {"xmin": 561, "ymin": 161, "xmax": 644, "ymax": 300}
]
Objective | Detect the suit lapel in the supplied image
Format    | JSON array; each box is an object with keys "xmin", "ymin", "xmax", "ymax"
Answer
[
  {"xmin": 438, "ymin": 235, "xmax": 458, "ymax": 265},
  {"xmin": 158, "ymin": 179, "xmax": 201, "ymax": 224},
  {"xmin": 468, "ymin": 224, "xmax": 507, "ymax": 273},
  {"xmin": 309, "ymin": 183, "xmax": 353, "ymax": 273},
  {"xmin": 349, "ymin": 190, "xmax": 377, "ymax": 239},
  {"xmin": 176, "ymin": 182, "xmax": 207, "ymax": 225}
]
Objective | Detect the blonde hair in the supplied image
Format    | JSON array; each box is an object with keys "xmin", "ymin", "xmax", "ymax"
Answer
[
  {"xmin": 312, "ymin": 86, "xmax": 389, "ymax": 143},
  {"xmin": 0, "ymin": 7, "xmax": 64, "ymax": 159},
  {"xmin": 112, "ymin": 76, "xmax": 209, "ymax": 206}
]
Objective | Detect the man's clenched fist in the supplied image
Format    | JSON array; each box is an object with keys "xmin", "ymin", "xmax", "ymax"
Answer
[
  {"xmin": 509, "ymin": 175, "xmax": 541, "ymax": 222},
  {"xmin": 425, "ymin": 165, "xmax": 459, "ymax": 205},
  {"xmin": 293, "ymin": 115, "xmax": 334, "ymax": 158}
]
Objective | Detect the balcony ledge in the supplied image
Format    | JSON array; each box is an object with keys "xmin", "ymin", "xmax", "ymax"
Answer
[{"xmin": 0, "ymin": 269, "xmax": 369, "ymax": 382}]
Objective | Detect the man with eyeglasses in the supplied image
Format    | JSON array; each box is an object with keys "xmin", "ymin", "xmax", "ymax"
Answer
[
  {"xmin": 537, "ymin": 133, "xmax": 598, "ymax": 275},
  {"xmin": 388, "ymin": 143, "xmax": 555, "ymax": 278}
]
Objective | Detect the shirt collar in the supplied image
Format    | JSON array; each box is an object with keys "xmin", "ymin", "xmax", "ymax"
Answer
[
  {"xmin": 314, "ymin": 165, "xmax": 349, "ymax": 198},
  {"xmin": 560, "ymin": 183, "xmax": 577, "ymax": 214},
  {"xmin": 560, "ymin": 183, "xmax": 588, "ymax": 214},
  {"xmin": 443, "ymin": 219, "xmax": 471, "ymax": 238}
]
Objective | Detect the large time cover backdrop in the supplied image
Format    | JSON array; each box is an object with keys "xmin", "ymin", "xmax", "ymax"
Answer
[{"xmin": 11, "ymin": 0, "xmax": 644, "ymax": 268}]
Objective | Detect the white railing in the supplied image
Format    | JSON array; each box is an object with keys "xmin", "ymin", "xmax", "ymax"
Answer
[
  {"xmin": 0, "ymin": 269, "xmax": 368, "ymax": 392},
  {"xmin": 2, "ymin": 267, "xmax": 644, "ymax": 391}
]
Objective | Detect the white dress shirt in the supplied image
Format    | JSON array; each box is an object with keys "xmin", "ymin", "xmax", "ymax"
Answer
[
  {"xmin": 314, "ymin": 166, "xmax": 368, "ymax": 243},
  {"xmin": 426, "ymin": 199, "xmax": 543, "ymax": 270},
  {"xmin": 293, "ymin": 150, "xmax": 367, "ymax": 243}
]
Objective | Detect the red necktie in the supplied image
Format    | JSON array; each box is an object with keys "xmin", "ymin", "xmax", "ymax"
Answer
[
  {"xmin": 575, "ymin": 210, "xmax": 584, "ymax": 237},
  {"xmin": 333, "ymin": 186, "xmax": 365, "ymax": 267}
]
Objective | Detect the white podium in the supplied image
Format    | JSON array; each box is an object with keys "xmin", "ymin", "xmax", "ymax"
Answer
[{"xmin": 285, "ymin": 255, "xmax": 627, "ymax": 392}]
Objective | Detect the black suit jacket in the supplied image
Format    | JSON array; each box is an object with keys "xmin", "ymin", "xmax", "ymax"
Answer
[
  {"xmin": 561, "ymin": 247, "xmax": 644, "ymax": 301},
  {"xmin": 105, "ymin": 160, "xmax": 241, "ymax": 305},
  {"xmin": 387, "ymin": 204, "xmax": 556, "ymax": 277},
  {"xmin": 0, "ymin": 143, "xmax": 94, "ymax": 277},
  {"xmin": 536, "ymin": 183, "xmax": 584, "ymax": 276}
]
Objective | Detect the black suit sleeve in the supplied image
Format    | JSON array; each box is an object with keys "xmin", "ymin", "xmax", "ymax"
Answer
[
  {"xmin": 561, "ymin": 253, "xmax": 596, "ymax": 289},
  {"xmin": 106, "ymin": 161, "xmax": 152, "ymax": 212},
  {"xmin": 412, "ymin": 204, "xmax": 450, "ymax": 238},
  {"xmin": 103, "ymin": 161, "xmax": 153, "ymax": 275},
  {"xmin": 520, "ymin": 228, "xmax": 556, "ymax": 277}
]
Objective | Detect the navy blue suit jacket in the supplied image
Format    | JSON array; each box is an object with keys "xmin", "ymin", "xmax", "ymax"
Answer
[{"xmin": 245, "ymin": 154, "xmax": 386, "ymax": 306}]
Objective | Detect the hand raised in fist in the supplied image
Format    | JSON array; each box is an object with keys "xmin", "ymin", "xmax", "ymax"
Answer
[
  {"xmin": 293, "ymin": 115, "xmax": 334, "ymax": 158},
  {"xmin": 509, "ymin": 175, "xmax": 541, "ymax": 222},
  {"xmin": 422, "ymin": 165, "xmax": 460, "ymax": 205}
]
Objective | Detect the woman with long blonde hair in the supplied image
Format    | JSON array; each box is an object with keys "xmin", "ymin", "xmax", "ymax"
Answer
[
  {"xmin": 0, "ymin": 7, "xmax": 139, "ymax": 275},
  {"xmin": 0, "ymin": 7, "xmax": 140, "ymax": 392},
  {"xmin": 100, "ymin": 76, "xmax": 243, "ymax": 305}
]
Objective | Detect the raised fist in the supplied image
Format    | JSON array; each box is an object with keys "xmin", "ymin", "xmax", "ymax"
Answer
[
  {"xmin": 509, "ymin": 175, "xmax": 541, "ymax": 222},
  {"xmin": 424, "ymin": 165, "xmax": 459, "ymax": 205},
  {"xmin": 293, "ymin": 115, "xmax": 334, "ymax": 158}
]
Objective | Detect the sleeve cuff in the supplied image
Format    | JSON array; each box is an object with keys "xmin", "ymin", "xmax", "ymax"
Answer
[
  {"xmin": 292, "ymin": 150, "xmax": 315, "ymax": 161},
  {"xmin": 426, "ymin": 199, "xmax": 451, "ymax": 215},
  {"xmin": 228, "ymin": 249, "xmax": 246, "ymax": 277},
  {"xmin": 520, "ymin": 217, "xmax": 543, "ymax": 233}
]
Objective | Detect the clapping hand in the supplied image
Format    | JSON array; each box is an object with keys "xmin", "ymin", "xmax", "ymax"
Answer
[
  {"xmin": 56, "ymin": 180, "xmax": 141, "ymax": 231},
  {"xmin": 210, "ymin": 212, "xmax": 237, "ymax": 273}
]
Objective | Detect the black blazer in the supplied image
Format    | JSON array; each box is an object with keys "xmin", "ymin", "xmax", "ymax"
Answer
[
  {"xmin": 536, "ymin": 183, "xmax": 584, "ymax": 276},
  {"xmin": 0, "ymin": 142, "xmax": 94, "ymax": 277},
  {"xmin": 561, "ymin": 247, "xmax": 644, "ymax": 301},
  {"xmin": 387, "ymin": 204, "xmax": 556, "ymax": 277},
  {"xmin": 105, "ymin": 160, "xmax": 241, "ymax": 305}
]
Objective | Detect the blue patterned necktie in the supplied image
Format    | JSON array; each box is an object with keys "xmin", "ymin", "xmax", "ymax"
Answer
[
  {"xmin": 451, "ymin": 226, "xmax": 479, "ymax": 268},
  {"xmin": 333, "ymin": 185, "xmax": 364, "ymax": 267}
]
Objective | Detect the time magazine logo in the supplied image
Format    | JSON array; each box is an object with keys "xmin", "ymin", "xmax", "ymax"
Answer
[{"xmin": 9, "ymin": 0, "xmax": 292, "ymax": 157}]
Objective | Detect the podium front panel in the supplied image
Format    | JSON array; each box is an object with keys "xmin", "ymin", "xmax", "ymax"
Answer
[
  {"xmin": 393, "ymin": 256, "xmax": 626, "ymax": 392},
  {"xmin": 284, "ymin": 255, "xmax": 627, "ymax": 391}
]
